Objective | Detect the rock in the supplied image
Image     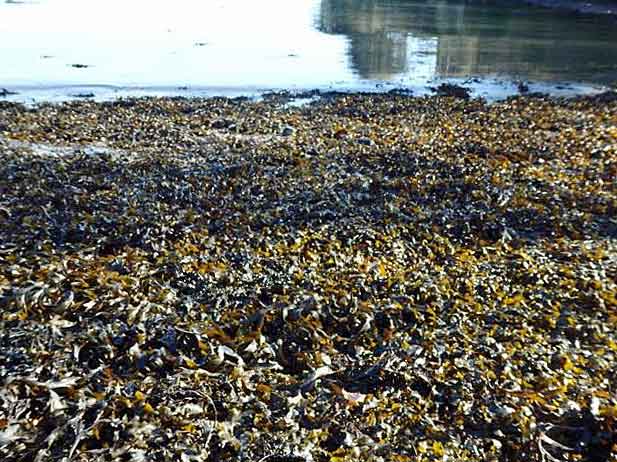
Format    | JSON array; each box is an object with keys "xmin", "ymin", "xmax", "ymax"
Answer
[
  {"xmin": 387, "ymin": 88, "xmax": 413, "ymax": 96},
  {"xmin": 211, "ymin": 118, "xmax": 235, "ymax": 129},
  {"xmin": 430, "ymin": 83, "xmax": 471, "ymax": 99},
  {"xmin": 491, "ymin": 403, "xmax": 515, "ymax": 418},
  {"xmin": 517, "ymin": 81, "xmax": 530, "ymax": 94},
  {"xmin": 281, "ymin": 126, "xmax": 295, "ymax": 136}
]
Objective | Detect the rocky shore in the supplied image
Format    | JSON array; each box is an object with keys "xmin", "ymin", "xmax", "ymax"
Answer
[{"xmin": 1, "ymin": 92, "xmax": 616, "ymax": 461}]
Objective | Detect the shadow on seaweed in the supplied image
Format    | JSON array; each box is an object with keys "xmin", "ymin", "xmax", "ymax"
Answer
[{"xmin": 498, "ymin": 409, "xmax": 616, "ymax": 462}]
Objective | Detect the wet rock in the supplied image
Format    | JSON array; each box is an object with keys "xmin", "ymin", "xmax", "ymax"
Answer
[
  {"xmin": 211, "ymin": 118, "xmax": 235, "ymax": 129},
  {"xmin": 430, "ymin": 83, "xmax": 471, "ymax": 99},
  {"xmin": 281, "ymin": 125, "xmax": 295, "ymax": 136},
  {"xmin": 517, "ymin": 81, "xmax": 530, "ymax": 94},
  {"xmin": 72, "ymin": 93, "xmax": 95, "ymax": 99},
  {"xmin": 387, "ymin": 88, "xmax": 413, "ymax": 95}
]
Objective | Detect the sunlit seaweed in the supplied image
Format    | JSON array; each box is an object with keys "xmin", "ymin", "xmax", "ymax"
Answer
[{"xmin": 0, "ymin": 92, "xmax": 616, "ymax": 462}]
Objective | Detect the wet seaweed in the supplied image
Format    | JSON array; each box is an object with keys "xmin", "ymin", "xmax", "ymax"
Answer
[{"xmin": 0, "ymin": 92, "xmax": 616, "ymax": 461}]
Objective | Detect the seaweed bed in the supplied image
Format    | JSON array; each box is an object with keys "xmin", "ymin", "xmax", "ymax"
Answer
[{"xmin": 0, "ymin": 92, "xmax": 616, "ymax": 462}]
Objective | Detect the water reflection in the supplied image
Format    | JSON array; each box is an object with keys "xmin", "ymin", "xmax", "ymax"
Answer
[{"xmin": 318, "ymin": 0, "xmax": 617, "ymax": 83}]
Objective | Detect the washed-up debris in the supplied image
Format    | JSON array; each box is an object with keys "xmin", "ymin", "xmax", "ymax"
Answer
[{"xmin": 0, "ymin": 92, "xmax": 616, "ymax": 462}]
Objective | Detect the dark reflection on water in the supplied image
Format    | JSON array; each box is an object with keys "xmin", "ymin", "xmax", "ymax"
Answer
[{"xmin": 318, "ymin": 0, "xmax": 617, "ymax": 83}]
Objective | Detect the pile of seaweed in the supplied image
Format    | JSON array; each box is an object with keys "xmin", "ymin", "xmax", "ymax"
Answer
[{"xmin": 0, "ymin": 92, "xmax": 616, "ymax": 462}]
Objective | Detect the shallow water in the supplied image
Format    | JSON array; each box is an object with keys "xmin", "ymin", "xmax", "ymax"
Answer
[{"xmin": 1, "ymin": 0, "xmax": 616, "ymax": 101}]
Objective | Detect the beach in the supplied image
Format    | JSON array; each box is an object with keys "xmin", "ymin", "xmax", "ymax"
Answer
[{"xmin": 1, "ymin": 91, "xmax": 616, "ymax": 461}]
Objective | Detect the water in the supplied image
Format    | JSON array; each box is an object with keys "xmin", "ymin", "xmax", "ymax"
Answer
[{"xmin": 1, "ymin": 0, "xmax": 616, "ymax": 102}]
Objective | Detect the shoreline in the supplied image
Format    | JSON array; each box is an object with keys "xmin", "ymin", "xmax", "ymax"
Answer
[
  {"xmin": 0, "ymin": 76, "xmax": 613, "ymax": 106},
  {"xmin": 1, "ymin": 92, "xmax": 616, "ymax": 462}
]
